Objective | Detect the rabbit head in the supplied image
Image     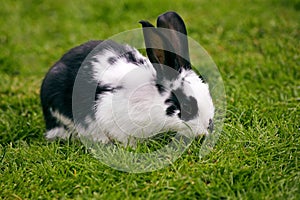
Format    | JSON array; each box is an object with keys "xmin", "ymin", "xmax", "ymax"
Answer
[{"xmin": 140, "ymin": 11, "xmax": 214, "ymax": 137}]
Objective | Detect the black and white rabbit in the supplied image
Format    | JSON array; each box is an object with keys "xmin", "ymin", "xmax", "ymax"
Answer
[{"xmin": 40, "ymin": 11, "xmax": 214, "ymax": 146}]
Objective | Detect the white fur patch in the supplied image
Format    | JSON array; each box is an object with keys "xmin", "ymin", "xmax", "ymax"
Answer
[
  {"xmin": 45, "ymin": 127, "xmax": 69, "ymax": 140},
  {"xmin": 44, "ymin": 110, "xmax": 76, "ymax": 140},
  {"xmin": 47, "ymin": 109, "xmax": 112, "ymax": 144}
]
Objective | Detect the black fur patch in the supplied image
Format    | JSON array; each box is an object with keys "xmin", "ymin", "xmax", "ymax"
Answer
[
  {"xmin": 108, "ymin": 57, "xmax": 117, "ymax": 65},
  {"xmin": 95, "ymin": 83, "xmax": 122, "ymax": 101},
  {"xmin": 198, "ymin": 74, "xmax": 206, "ymax": 83},
  {"xmin": 165, "ymin": 92, "xmax": 180, "ymax": 116},
  {"xmin": 40, "ymin": 40, "xmax": 102, "ymax": 131},
  {"xmin": 121, "ymin": 51, "xmax": 145, "ymax": 65},
  {"xmin": 155, "ymin": 83, "xmax": 167, "ymax": 94},
  {"xmin": 165, "ymin": 88, "xmax": 198, "ymax": 121}
]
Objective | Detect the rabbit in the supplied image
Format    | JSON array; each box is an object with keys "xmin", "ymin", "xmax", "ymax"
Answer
[{"xmin": 40, "ymin": 11, "xmax": 214, "ymax": 146}]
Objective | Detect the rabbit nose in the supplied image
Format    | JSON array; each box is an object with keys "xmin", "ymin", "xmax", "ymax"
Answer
[{"xmin": 208, "ymin": 119, "xmax": 214, "ymax": 133}]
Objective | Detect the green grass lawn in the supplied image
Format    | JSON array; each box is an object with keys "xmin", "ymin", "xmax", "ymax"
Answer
[{"xmin": 0, "ymin": 0, "xmax": 299, "ymax": 199}]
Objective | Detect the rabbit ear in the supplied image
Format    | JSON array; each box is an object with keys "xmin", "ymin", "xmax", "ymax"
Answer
[
  {"xmin": 139, "ymin": 20, "xmax": 177, "ymax": 70},
  {"xmin": 140, "ymin": 20, "xmax": 178, "ymax": 82},
  {"xmin": 156, "ymin": 11, "xmax": 191, "ymax": 70}
]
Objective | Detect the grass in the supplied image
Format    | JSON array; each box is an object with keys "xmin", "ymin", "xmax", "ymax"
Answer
[{"xmin": 0, "ymin": 0, "xmax": 299, "ymax": 199}]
